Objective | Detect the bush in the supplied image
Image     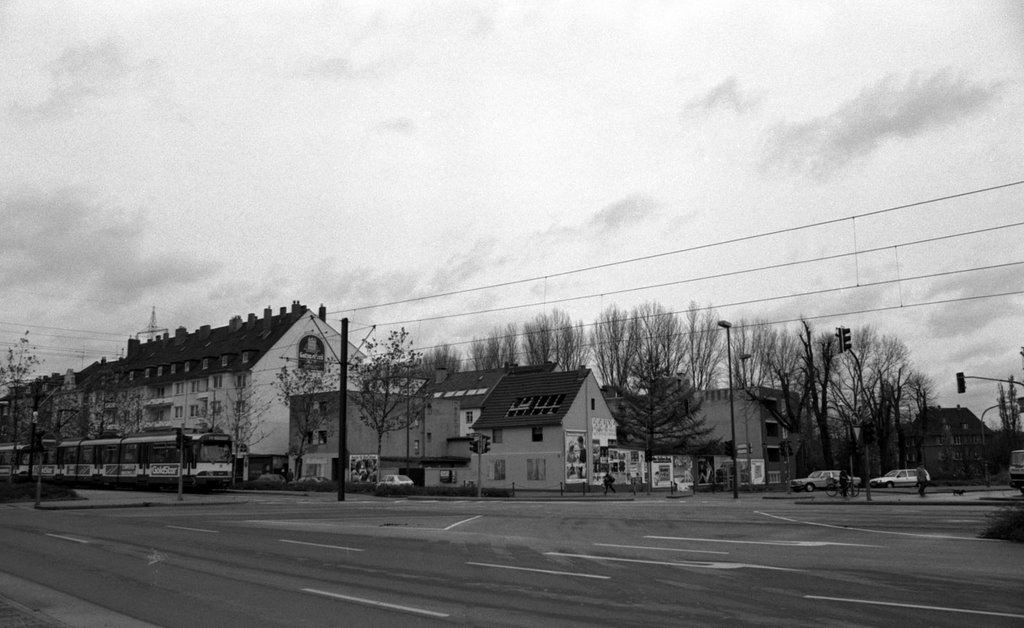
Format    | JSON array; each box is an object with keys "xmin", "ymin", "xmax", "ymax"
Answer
[
  {"xmin": 0, "ymin": 481, "xmax": 77, "ymax": 503},
  {"xmin": 981, "ymin": 502, "xmax": 1024, "ymax": 542}
]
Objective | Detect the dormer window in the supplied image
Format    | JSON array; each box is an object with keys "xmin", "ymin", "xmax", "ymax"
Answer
[
  {"xmin": 241, "ymin": 351, "xmax": 250, "ymax": 364},
  {"xmin": 145, "ymin": 368, "xmax": 152, "ymax": 378},
  {"xmin": 221, "ymin": 355, "xmax": 229, "ymax": 367},
  {"xmin": 128, "ymin": 371, "xmax": 135, "ymax": 381},
  {"xmin": 171, "ymin": 364, "xmax": 177, "ymax": 374},
  {"xmin": 184, "ymin": 361, "xmax": 190, "ymax": 372},
  {"xmin": 157, "ymin": 366, "xmax": 163, "ymax": 376},
  {"xmin": 202, "ymin": 358, "xmax": 209, "ymax": 370}
]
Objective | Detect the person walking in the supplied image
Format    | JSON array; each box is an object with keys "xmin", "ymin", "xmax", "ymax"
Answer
[
  {"xmin": 916, "ymin": 464, "xmax": 928, "ymax": 497},
  {"xmin": 839, "ymin": 470, "xmax": 851, "ymax": 499},
  {"xmin": 603, "ymin": 473, "xmax": 616, "ymax": 495}
]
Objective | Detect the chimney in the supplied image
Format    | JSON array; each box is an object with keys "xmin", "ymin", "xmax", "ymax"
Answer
[
  {"xmin": 318, "ymin": 304, "xmax": 326, "ymax": 321},
  {"xmin": 175, "ymin": 326, "xmax": 187, "ymax": 345},
  {"xmin": 435, "ymin": 367, "xmax": 448, "ymax": 384},
  {"xmin": 247, "ymin": 313, "xmax": 257, "ymax": 329},
  {"xmin": 263, "ymin": 307, "xmax": 273, "ymax": 332},
  {"xmin": 279, "ymin": 306, "xmax": 287, "ymax": 317},
  {"xmin": 128, "ymin": 337, "xmax": 140, "ymax": 356},
  {"xmin": 291, "ymin": 300, "xmax": 302, "ymax": 315},
  {"xmin": 199, "ymin": 324, "xmax": 211, "ymax": 340},
  {"xmin": 229, "ymin": 315, "xmax": 242, "ymax": 332}
]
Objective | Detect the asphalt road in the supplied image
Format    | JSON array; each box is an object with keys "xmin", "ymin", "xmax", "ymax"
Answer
[{"xmin": 2, "ymin": 490, "xmax": 1023, "ymax": 627}]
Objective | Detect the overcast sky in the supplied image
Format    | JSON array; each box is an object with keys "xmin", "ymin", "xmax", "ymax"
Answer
[{"xmin": 2, "ymin": 1, "xmax": 1022, "ymax": 422}]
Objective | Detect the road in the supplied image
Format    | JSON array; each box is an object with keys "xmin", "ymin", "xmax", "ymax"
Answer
[{"xmin": 1, "ymin": 491, "xmax": 1022, "ymax": 627}]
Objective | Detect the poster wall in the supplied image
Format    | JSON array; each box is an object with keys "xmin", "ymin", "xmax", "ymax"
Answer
[
  {"xmin": 349, "ymin": 454, "xmax": 379, "ymax": 483},
  {"xmin": 565, "ymin": 431, "xmax": 587, "ymax": 483}
]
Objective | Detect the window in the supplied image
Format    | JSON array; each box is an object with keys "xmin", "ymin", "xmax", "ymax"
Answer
[
  {"xmin": 591, "ymin": 398, "xmax": 595, "ymax": 411},
  {"xmin": 491, "ymin": 459, "xmax": 506, "ymax": 481},
  {"xmin": 526, "ymin": 458, "xmax": 546, "ymax": 481},
  {"xmin": 157, "ymin": 366, "xmax": 163, "ymax": 376},
  {"xmin": 767, "ymin": 471, "xmax": 781, "ymax": 484},
  {"xmin": 316, "ymin": 430, "xmax": 328, "ymax": 445},
  {"xmin": 210, "ymin": 400, "xmax": 222, "ymax": 418},
  {"xmin": 129, "ymin": 371, "xmax": 135, "ymax": 381},
  {"xmin": 427, "ymin": 432, "xmax": 432, "ymax": 443},
  {"xmin": 506, "ymin": 394, "xmax": 565, "ymax": 417},
  {"xmin": 532, "ymin": 427, "xmax": 543, "ymax": 442},
  {"xmin": 122, "ymin": 444, "xmax": 138, "ymax": 464},
  {"xmin": 190, "ymin": 404, "xmax": 202, "ymax": 417},
  {"xmin": 174, "ymin": 406, "xmax": 183, "ymax": 418},
  {"xmin": 171, "ymin": 364, "xmax": 177, "ymax": 374},
  {"xmin": 212, "ymin": 375, "xmax": 223, "ymax": 389},
  {"xmin": 191, "ymin": 380, "xmax": 207, "ymax": 393},
  {"xmin": 242, "ymin": 351, "xmax": 250, "ymax": 364},
  {"xmin": 202, "ymin": 358, "xmax": 209, "ymax": 370},
  {"xmin": 465, "ymin": 411, "xmax": 474, "ymax": 424},
  {"xmin": 155, "ymin": 386, "xmax": 166, "ymax": 398},
  {"xmin": 235, "ymin": 374, "xmax": 247, "ymax": 388},
  {"xmin": 493, "ymin": 429, "xmax": 503, "ymax": 444},
  {"xmin": 145, "ymin": 368, "xmax": 151, "ymax": 378},
  {"xmin": 765, "ymin": 422, "xmax": 780, "ymax": 438},
  {"xmin": 174, "ymin": 382, "xmax": 185, "ymax": 395},
  {"xmin": 414, "ymin": 439, "xmax": 420, "ymax": 454},
  {"xmin": 184, "ymin": 361, "xmax": 190, "ymax": 372},
  {"xmin": 221, "ymin": 355, "xmax": 229, "ymax": 367},
  {"xmin": 953, "ymin": 435, "xmax": 962, "ymax": 445}
]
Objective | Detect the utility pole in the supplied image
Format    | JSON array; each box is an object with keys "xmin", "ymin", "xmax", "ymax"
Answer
[{"xmin": 337, "ymin": 318, "xmax": 348, "ymax": 502}]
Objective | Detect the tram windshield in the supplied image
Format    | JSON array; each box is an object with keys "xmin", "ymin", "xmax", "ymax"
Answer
[{"xmin": 197, "ymin": 440, "xmax": 233, "ymax": 463}]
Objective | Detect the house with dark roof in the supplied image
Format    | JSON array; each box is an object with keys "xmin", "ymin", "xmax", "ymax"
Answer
[
  {"xmin": 908, "ymin": 406, "xmax": 993, "ymax": 479},
  {"xmin": 471, "ymin": 366, "xmax": 617, "ymax": 490}
]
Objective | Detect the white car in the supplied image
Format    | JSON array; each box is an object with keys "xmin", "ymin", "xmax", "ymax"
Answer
[
  {"xmin": 790, "ymin": 470, "xmax": 861, "ymax": 492},
  {"xmin": 870, "ymin": 468, "xmax": 928, "ymax": 488},
  {"xmin": 376, "ymin": 474, "xmax": 414, "ymax": 488}
]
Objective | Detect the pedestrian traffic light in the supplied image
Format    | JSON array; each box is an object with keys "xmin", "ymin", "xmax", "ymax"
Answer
[
  {"xmin": 861, "ymin": 421, "xmax": 876, "ymax": 444},
  {"xmin": 836, "ymin": 327, "xmax": 852, "ymax": 352},
  {"xmin": 956, "ymin": 372, "xmax": 966, "ymax": 394}
]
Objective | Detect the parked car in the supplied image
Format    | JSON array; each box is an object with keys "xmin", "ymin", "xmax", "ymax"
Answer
[
  {"xmin": 254, "ymin": 473, "xmax": 287, "ymax": 484},
  {"xmin": 870, "ymin": 468, "xmax": 929, "ymax": 488},
  {"xmin": 376, "ymin": 474, "xmax": 414, "ymax": 488},
  {"xmin": 292, "ymin": 475, "xmax": 331, "ymax": 486},
  {"xmin": 790, "ymin": 470, "xmax": 861, "ymax": 492}
]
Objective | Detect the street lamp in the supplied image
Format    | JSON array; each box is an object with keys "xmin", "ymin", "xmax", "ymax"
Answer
[
  {"xmin": 740, "ymin": 353, "xmax": 753, "ymax": 490},
  {"xmin": 718, "ymin": 320, "xmax": 739, "ymax": 499}
]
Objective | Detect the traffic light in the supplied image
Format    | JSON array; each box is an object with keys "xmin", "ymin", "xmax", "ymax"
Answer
[
  {"xmin": 836, "ymin": 327, "xmax": 852, "ymax": 352},
  {"xmin": 861, "ymin": 421, "xmax": 876, "ymax": 444},
  {"xmin": 723, "ymin": 440, "xmax": 734, "ymax": 456},
  {"xmin": 175, "ymin": 428, "xmax": 185, "ymax": 449},
  {"xmin": 956, "ymin": 372, "xmax": 966, "ymax": 394},
  {"xmin": 480, "ymin": 435, "xmax": 491, "ymax": 454}
]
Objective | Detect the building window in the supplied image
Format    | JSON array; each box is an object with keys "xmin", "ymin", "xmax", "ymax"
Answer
[
  {"xmin": 145, "ymin": 368, "xmax": 151, "ymax": 378},
  {"xmin": 212, "ymin": 375, "xmax": 223, "ymax": 389},
  {"xmin": 527, "ymin": 458, "xmax": 546, "ymax": 481},
  {"xmin": 532, "ymin": 427, "xmax": 543, "ymax": 442},
  {"xmin": 174, "ymin": 382, "xmax": 184, "ymax": 395},
  {"xmin": 316, "ymin": 430, "xmax": 328, "ymax": 445},
  {"xmin": 414, "ymin": 439, "xmax": 420, "ymax": 454},
  {"xmin": 202, "ymin": 358, "xmax": 209, "ymax": 370},
  {"xmin": 190, "ymin": 404, "xmax": 202, "ymax": 417},
  {"xmin": 242, "ymin": 351, "xmax": 250, "ymax": 364},
  {"xmin": 591, "ymin": 398, "xmax": 595, "ymax": 411},
  {"xmin": 465, "ymin": 411, "xmax": 473, "ymax": 424},
  {"xmin": 491, "ymin": 459, "xmax": 506, "ymax": 481},
  {"xmin": 174, "ymin": 406, "xmax": 183, "ymax": 418},
  {"xmin": 129, "ymin": 371, "xmax": 135, "ymax": 381},
  {"xmin": 235, "ymin": 374, "xmax": 247, "ymax": 388},
  {"xmin": 768, "ymin": 471, "xmax": 781, "ymax": 484},
  {"xmin": 184, "ymin": 361, "xmax": 190, "ymax": 372},
  {"xmin": 221, "ymin": 355, "xmax": 229, "ymax": 367},
  {"xmin": 210, "ymin": 400, "xmax": 221, "ymax": 418},
  {"xmin": 493, "ymin": 429, "xmax": 503, "ymax": 444},
  {"xmin": 171, "ymin": 364, "xmax": 177, "ymax": 374},
  {"xmin": 157, "ymin": 366, "xmax": 163, "ymax": 376},
  {"xmin": 953, "ymin": 435, "xmax": 962, "ymax": 445},
  {"xmin": 765, "ymin": 422, "xmax": 780, "ymax": 438},
  {"xmin": 427, "ymin": 432, "xmax": 432, "ymax": 443}
]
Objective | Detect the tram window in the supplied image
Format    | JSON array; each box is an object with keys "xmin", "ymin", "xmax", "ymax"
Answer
[
  {"xmin": 0, "ymin": 450, "xmax": 10, "ymax": 465},
  {"xmin": 122, "ymin": 444, "xmax": 138, "ymax": 464},
  {"xmin": 150, "ymin": 444, "xmax": 176, "ymax": 464},
  {"xmin": 198, "ymin": 442, "xmax": 232, "ymax": 463},
  {"xmin": 101, "ymin": 445, "xmax": 119, "ymax": 464}
]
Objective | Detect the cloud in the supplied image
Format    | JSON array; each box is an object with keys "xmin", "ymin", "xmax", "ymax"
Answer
[
  {"xmin": 377, "ymin": 116, "xmax": 417, "ymax": 134},
  {"xmin": 685, "ymin": 77, "xmax": 760, "ymax": 114},
  {"xmin": 0, "ymin": 188, "xmax": 221, "ymax": 301},
  {"xmin": 591, "ymin": 194, "xmax": 659, "ymax": 232},
  {"xmin": 297, "ymin": 55, "xmax": 382, "ymax": 80},
  {"xmin": 11, "ymin": 38, "xmax": 160, "ymax": 119},
  {"xmin": 761, "ymin": 68, "xmax": 1003, "ymax": 180}
]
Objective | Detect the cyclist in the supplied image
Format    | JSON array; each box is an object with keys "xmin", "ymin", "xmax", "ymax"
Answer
[{"xmin": 839, "ymin": 470, "xmax": 851, "ymax": 499}]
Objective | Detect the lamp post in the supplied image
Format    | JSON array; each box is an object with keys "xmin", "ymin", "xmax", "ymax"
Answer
[
  {"xmin": 980, "ymin": 404, "xmax": 999, "ymax": 487},
  {"xmin": 718, "ymin": 320, "xmax": 739, "ymax": 499},
  {"xmin": 740, "ymin": 354, "xmax": 753, "ymax": 490}
]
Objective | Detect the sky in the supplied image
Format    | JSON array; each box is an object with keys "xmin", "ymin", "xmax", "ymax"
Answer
[{"xmin": 1, "ymin": 1, "xmax": 1023, "ymax": 424}]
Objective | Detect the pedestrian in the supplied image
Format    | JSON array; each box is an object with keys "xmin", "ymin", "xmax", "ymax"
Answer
[
  {"xmin": 916, "ymin": 464, "xmax": 928, "ymax": 497},
  {"xmin": 603, "ymin": 473, "xmax": 616, "ymax": 495},
  {"xmin": 838, "ymin": 470, "xmax": 851, "ymax": 499}
]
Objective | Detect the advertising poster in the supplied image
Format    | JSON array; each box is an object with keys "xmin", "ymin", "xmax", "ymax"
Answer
[
  {"xmin": 349, "ymin": 454, "xmax": 379, "ymax": 483},
  {"xmin": 565, "ymin": 431, "xmax": 587, "ymax": 482},
  {"xmin": 673, "ymin": 456, "xmax": 694, "ymax": 491},
  {"xmin": 651, "ymin": 455, "xmax": 673, "ymax": 488}
]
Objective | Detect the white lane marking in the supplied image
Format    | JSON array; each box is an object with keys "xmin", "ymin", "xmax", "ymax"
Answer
[
  {"xmin": 166, "ymin": 525, "xmax": 219, "ymax": 533},
  {"xmin": 544, "ymin": 552, "xmax": 802, "ymax": 572},
  {"xmin": 646, "ymin": 534, "xmax": 880, "ymax": 548},
  {"xmin": 148, "ymin": 549, "xmax": 167, "ymax": 566},
  {"xmin": 806, "ymin": 595, "xmax": 1024, "ymax": 620},
  {"xmin": 280, "ymin": 539, "xmax": 363, "ymax": 552},
  {"xmin": 302, "ymin": 588, "xmax": 449, "ymax": 618},
  {"xmin": 756, "ymin": 511, "xmax": 994, "ymax": 541},
  {"xmin": 45, "ymin": 533, "xmax": 88, "ymax": 544},
  {"xmin": 444, "ymin": 515, "xmax": 482, "ymax": 530},
  {"xmin": 466, "ymin": 561, "xmax": 609, "ymax": 580},
  {"xmin": 595, "ymin": 542, "xmax": 729, "ymax": 555}
]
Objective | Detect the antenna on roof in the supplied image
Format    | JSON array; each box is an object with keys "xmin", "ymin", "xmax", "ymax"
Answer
[{"xmin": 136, "ymin": 306, "xmax": 169, "ymax": 340}]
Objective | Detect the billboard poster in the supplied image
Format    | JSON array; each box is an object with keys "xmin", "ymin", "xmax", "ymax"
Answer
[
  {"xmin": 673, "ymin": 456, "xmax": 694, "ymax": 491},
  {"xmin": 349, "ymin": 454, "xmax": 379, "ymax": 483},
  {"xmin": 651, "ymin": 455, "xmax": 673, "ymax": 488},
  {"xmin": 565, "ymin": 431, "xmax": 587, "ymax": 483},
  {"xmin": 297, "ymin": 335, "xmax": 326, "ymax": 371}
]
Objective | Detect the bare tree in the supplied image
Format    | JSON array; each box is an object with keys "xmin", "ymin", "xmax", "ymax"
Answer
[
  {"xmin": 349, "ymin": 328, "xmax": 423, "ymax": 460},
  {"xmin": 590, "ymin": 304, "xmax": 637, "ymax": 390},
  {"xmin": 632, "ymin": 302, "xmax": 687, "ymax": 386},
  {"xmin": 683, "ymin": 303, "xmax": 721, "ymax": 391},
  {"xmin": 220, "ymin": 380, "xmax": 272, "ymax": 482},
  {"xmin": 470, "ymin": 323, "xmax": 518, "ymax": 369},
  {"xmin": 906, "ymin": 370, "xmax": 934, "ymax": 466},
  {"xmin": 800, "ymin": 321, "xmax": 839, "ymax": 469},
  {"xmin": 0, "ymin": 332, "xmax": 41, "ymax": 442},
  {"xmin": 275, "ymin": 363, "xmax": 338, "ymax": 479},
  {"xmin": 419, "ymin": 344, "xmax": 462, "ymax": 378}
]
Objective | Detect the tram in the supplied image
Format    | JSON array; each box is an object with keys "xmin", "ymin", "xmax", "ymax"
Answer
[{"xmin": 1, "ymin": 428, "xmax": 233, "ymax": 491}]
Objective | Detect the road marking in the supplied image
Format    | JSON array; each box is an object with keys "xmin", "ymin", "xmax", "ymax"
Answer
[
  {"xmin": 280, "ymin": 539, "xmax": 363, "ymax": 552},
  {"xmin": 466, "ymin": 561, "xmax": 609, "ymax": 579},
  {"xmin": 444, "ymin": 515, "xmax": 482, "ymax": 530},
  {"xmin": 544, "ymin": 552, "xmax": 802, "ymax": 572},
  {"xmin": 166, "ymin": 525, "xmax": 219, "ymax": 533},
  {"xmin": 45, "ymin": 533, "xmax": 89, "ymax": 544},
  {"xmin": 806, "ymin": 595, "xmax": 1024, "ymax": 620},
  {"xmin": 302, "ymin": 588, "xmax": 449, "ymax": 618},
  {"xmin": 594, "ymin": 543, "xmax": 729, "ymax": 555},
  {"xmin": 756, "ymin": 511, "xmax": 994, "ymax": 541},
  {"xmin": 646, "ymin": 535, "xmax": 880, "ymax": 548}
]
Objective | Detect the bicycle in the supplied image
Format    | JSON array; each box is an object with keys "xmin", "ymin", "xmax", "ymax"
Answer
[{"xmin": 825, "ymin": 481, "xmax": 859, "ymax": 498}]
